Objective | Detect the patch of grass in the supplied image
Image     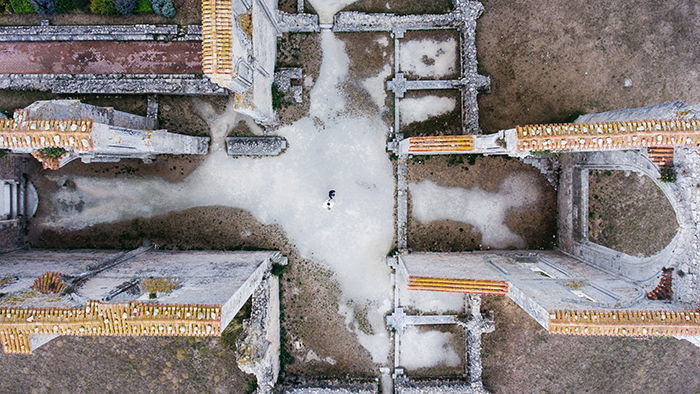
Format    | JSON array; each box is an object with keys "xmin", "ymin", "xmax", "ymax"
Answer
[
  {"xmin": 466, "ymin": 153, "xmax": 483, "ymax": 165},
  {"xmin": 270, "ymin": 263, "xmax": 288, "ymax": 276},
  {"xmin": 37, "ymin": 147, "xmax": 67, "ymax": 158},
  {"xmin": 272, "ymin": 83, "xmax": 291, "ymax": 110},
  {"xmin": 245, "ymin": 380, "xmax": 258, "ymax": 394},
  {"xmin": 220, "ymin": 298, "xmax": 252, "ymax": 351},
  {"xmin": 9, "ymin": 0, "xmax": 34, "ymax": 13},
  {"xmin": 134, "ymin": 0, "xmax": 151, "ymax": 12},
  {"xmin": 447, "ymin": 154, "xmax": 464, "ymax": 166}
]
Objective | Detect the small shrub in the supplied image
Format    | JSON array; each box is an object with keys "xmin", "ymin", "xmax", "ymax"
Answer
[
  {"xmin": 88, "ymin": 0, "xmax": 116, "ymax": 14},
  {"xmin": 28, "ymin": 0, "xmax": 56, "ymax": 14},
  {"xmin": 114, "ymin": 0, "xmax": 136, "ymax": 14},
  {"xmin": 447, "ymin": 154, "xmax": 464, "ymax": 167},
  {"xmin": 56, "ymin": 0, "xmax": 85, "ymax": 12},
  {"xmin": 0, "ymin": 149, "xmax": 9, "ymax": 159},
  {"xmin": 151, "ymin": 0, "xmax": 174, "ymax": 17},
  {"xmin": 10, "ymin": 0, "xmax": 35, "ymax": 13},
  {"xmin": 659, "ymin": 165, "xmax": 677, "ymax": 183},
  {"xmin": 271, "ymin": 83, "xmax": 289, "ymax": 110},
  {"xmin": 0, "ymin": 0, "xmax": 13, "ymax": 12},
  {"xmin": 37, "ymin": 147, "xmax": 67, "ymax": 158},
  {"xmin": 134, "ymin": 0, "xmax": 151, "ymax": 13},
  {"xmin": 148, "ymin": 292, "xmax": 157, "ymax": 299}
]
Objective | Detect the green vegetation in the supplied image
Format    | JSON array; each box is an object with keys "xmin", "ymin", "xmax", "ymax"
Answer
[
  {"xmin": 659, "ymin": 165, "xmax": 677, "ymax": 183},
  {"xmin": 56, "ymin": 0, "xmax": 85, "ymax": 12},
  {"xmin": 134, "ymin": 0, "xmax": 150, "ymax": 12},
  {"xmin": 447, "ymin": 154, "xmax": 464, "ymax": 167},
  {"xmin": 245, "ymin": 380, "xmax": 258, "ymax": 394},
  {"xmin": 9, "ymin": 0, "xmax": 34, "ymax": 13},
  {"xmin": 0, "ymin": 149, "xmax": 9, "ymax": 159},
  {"xmin": 37, "ymin": 147, "xmax": 67, "ymax": 158},
  {"xmin": 271, "ymin": 83, "xmax": 291, "ymax": 110},
  {"xmin": 3, "ymin": 0, "xmax": 161, "ymax": 15},
  {"xmin": 88, "ymin": 0, "xmax": 115, "ymax": 14},
  {"xmin": 270, "ymin": 263, "xmax": 288, "ymax": 276},
  {"xmin": 220, "ymin": 298, "xmax": 251, "ymax": 350},
  {"xmin": 0, "ymin": 0, "xmax": 12, "ymax": 12}
]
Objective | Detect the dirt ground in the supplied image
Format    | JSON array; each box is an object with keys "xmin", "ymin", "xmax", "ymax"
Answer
[
  {"xmin": 407, "ymin": 155, "xmax": 557, "ymax": 252},
  {"xmin": 401, "ymin": 29, "xmax": 461, "ymax": 80},
  {"xmin": 588, "ymin": 170, "xmax": 678, "ymax": 256},
  {"xmin": 275, "ymin": 33, "xmax": 322, "ymax": 125},
  {"xmin": 339, "ymin": 0, "xmax": 452, "ymax": 15},
  {"xmin": 0, "ymin": 334, "xmax": 255, "ymax": 393},
  {"xmin": 26, "ymin": 204, "xmax": 377, "ymax": 382},
  {"xmin": 476, "ymin": 0, "xmax": 700, "ymax": 132},
  {"xmin": 400, "ymin": 90, "xmax": 462, "ymax": 137},
  {"xmin": 481, "ymin": 296, "xmax": 700, "ymax": 394},
  {"xmin": 0, "ymin": 0, "xmax": 201, "ymax": 25}
]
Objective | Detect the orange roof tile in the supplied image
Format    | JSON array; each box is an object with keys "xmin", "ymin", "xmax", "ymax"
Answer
[
  {"xmin": 407, "ymin": 135, "xmax": 475, "ymax": 153},
  {"xmin": 517, "ymin": 119, "xmax": 700, "ymax": 153},
  {"xmin": 202, "ymin": 0, "xmax": 234, "ymax": 87},
  {"xmin": 408, "ymin": 276, "xmax": 508, "ymax": 296},
  {"xmin": 0, "ymin": 301, "xmax": 222, "ymax": 354},
  {"xmin": 548, "ymin": 309, "xmax": 700, "ymax": 337},
  {"xmin": 0, "ymin": 110, "xmax": 93, "ymax": 151}
]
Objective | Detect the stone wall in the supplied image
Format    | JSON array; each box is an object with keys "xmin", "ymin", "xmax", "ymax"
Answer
[
  {"xmin": 0, "ymin": 74, "xmax": 227, "ymax": 95},
  {"xmin": 0, "ymin": 24, "xmax": 201, "ymax": 41}
]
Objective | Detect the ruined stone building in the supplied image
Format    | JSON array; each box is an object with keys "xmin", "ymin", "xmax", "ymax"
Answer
[
  {"xmin": 0, "ymin": 246, "xmax": 284, "ymax": 378},
  {"xmin": 0, "ymin": 0, "xmax": 284, "ymax": 125},
  {"xmin": 0, "ymin": 100, "xmax": 209, "ymax": 170},
  {"xmin": 202, "ymin": 0, "xmax": 280, "ymax": 124},
  {"xmin": 397, "ymin": 101, "xmax": 700, "ymax": 346}
]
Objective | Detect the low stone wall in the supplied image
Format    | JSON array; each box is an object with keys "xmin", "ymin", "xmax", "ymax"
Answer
[
  {"xmin": 333, "ymin": 11, "xmax": 458, "ymax": 32},
  {"xmin": 226, "ymin": 136, "xmax": 287, "ymax": 156},
  {"xmin": 0, "ymin": 24, "xmax": 201, "ymax": 41},
  {"xmin": 0, "ymin": 74, "xmax": 227, "ymax": 95},
  {"xmin": 277, "ymin": 11, "xmax": 320, "ymax": 33}
]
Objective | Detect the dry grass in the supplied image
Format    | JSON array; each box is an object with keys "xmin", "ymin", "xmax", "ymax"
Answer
[{"xmin": 141, "ymin": 277, "xmax": 180, "ymax": 295}]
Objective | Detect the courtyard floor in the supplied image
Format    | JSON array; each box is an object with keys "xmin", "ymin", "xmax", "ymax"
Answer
[{"xmin": 0, "ymin": 0, "xmax": 699, "ymax": 392}]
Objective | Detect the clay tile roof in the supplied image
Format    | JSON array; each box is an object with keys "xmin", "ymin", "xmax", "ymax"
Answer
[
  {"xmin": 30, "ymin": 151, "xmax": 65, "ymax": 170},
  {"xmin": 548, "ymin": 309, "xmax": 700, "ymax": 337},
  {"xmin": 407, "ymin": 135, "xmax": 475, "ymax": 153},
  {"xmin": 408, "ymin": 276, "xmax": 508, "ymax": 296},
  {"xmin": 0, "ymin": 301, "xmax": 223, "ymax": 354},
  {"xmin": 202, "ymin": 0, "xmax": 234, "ymax": 87},
  {"xmin": 516, "ymin": 119, "xmax": 700, "ymax": 153},
  {"xmin": 0, "ymin": 110, "xmax": 93, "ymax": 151}
]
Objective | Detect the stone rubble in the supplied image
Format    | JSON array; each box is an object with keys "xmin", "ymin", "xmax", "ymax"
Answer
[{"xmin": 274, "ymin": 68, "xmax": 304, "ymax": 104}]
